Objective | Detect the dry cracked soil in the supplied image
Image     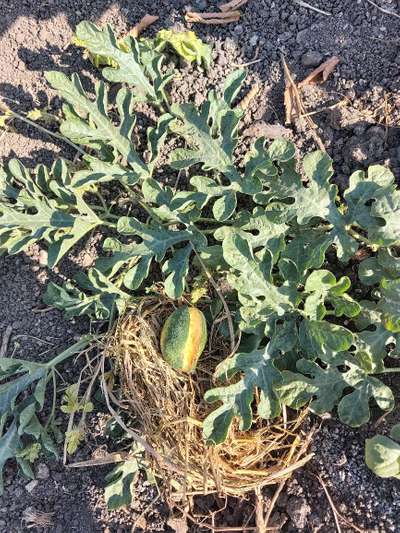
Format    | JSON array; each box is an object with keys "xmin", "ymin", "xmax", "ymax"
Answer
[{"xmin": 0, "ymin": 0, "xmax": 400, "ymax": 531}]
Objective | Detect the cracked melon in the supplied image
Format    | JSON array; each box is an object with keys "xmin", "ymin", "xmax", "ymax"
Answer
[{"xmin": 160, "ymin": 306, "xmax": 207, "ymax": 372}]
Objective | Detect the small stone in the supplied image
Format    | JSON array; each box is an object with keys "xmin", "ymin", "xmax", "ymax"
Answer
[
  {"xmin": 25, "ymin": 480, "xmax": 38, "ymax": 493},
  {"xmin": 249, "ymin": 35, "xmax": 258, "ymax": 47},
  {"xmin": 301, "ymin": 51, "xmax": 323, "ymax": 67},
  {"xmin": 278, "ymin": 31, "xmax": 292, "ymax": 42},
  {"xmin": 194, "ymin": 0, "xmax": 207, "ymax": 9},
  {"xmin": 36, "ymin": 463, "xmax": 50, "ymax": 480},
  {"xmin": 234, "ymin": 24, "xmax": 244, "ymax": 35},
  {"xmin": 80, "ymin": 252, "xmax": 94, "ymax": 269},
  {"xmin": 38, "ymin": 250, "xmax": 48, "ymax": 267}
]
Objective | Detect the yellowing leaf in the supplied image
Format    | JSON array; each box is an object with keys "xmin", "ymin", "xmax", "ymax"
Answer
[
  {"xmin": 156, "ymin": 29, "xmax": 212, "ymax": 68},
  {"xmin": 65, "ymin": 427, "xmax": 85, "ymax": 455}
]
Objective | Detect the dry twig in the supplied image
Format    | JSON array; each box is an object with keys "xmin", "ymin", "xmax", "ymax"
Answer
[
  {"xmin": 316, "ymin": 475, "xmax": 365, "ymax": 533},
  {"xmin": 281, "ymin": 56, "xmax": 326, "ymax": 151},
  {"xmin": 185, "ymin": 11, "xmax": 241, "ymax": 24},
  {"xmin": 22, "ymin": 508, "xmax": 54, "ymax": 529},
  {"xmin": 365, "ymin": 0, "xmax": 400, "ymax": 19},
  {"xmin": 255, "ymin": 487, "xmax": 267, "ymax": 533},
  {"xmin": 293, "ymin": 0, "xmax": 332, "ymax": 16},
  {"xmin": 129, "ymin": 14, "xmax": 159, "ymax": 38},
  {"xmin": 219, "ymin": 0, "xmax": 249, "ymax": 11}
]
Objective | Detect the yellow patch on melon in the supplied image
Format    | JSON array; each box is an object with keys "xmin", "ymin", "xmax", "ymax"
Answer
[{"xmin": 181, "ymin": 307, "xmax": 204, "ymax": 372}]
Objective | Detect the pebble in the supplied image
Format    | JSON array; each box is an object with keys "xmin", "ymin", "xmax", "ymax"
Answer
[
  {"xmin": 194, "ymin": 0, "xmax": 207, "ymax": 9},
  {"xmin": 36, "ymin": 463, "xmax": 50, "ymax": 480},
  {"xmin": 301, "ymin": 51, "xmax": 323, "ymax": 67},
  {"xmin": 25, "ymin": 480, "xmax": 38, "ymax": 493},
  {"xmin": 38, "ymin": 250, "xmax": 48, "ymax": 267},
  {"xmin": 249, "ymin": 35, "xmax": 258, "ymax": 47}
]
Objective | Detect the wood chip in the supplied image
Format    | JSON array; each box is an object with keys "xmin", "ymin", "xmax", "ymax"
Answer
[
  {"xmin": 185, "ymin": 10, "xmax": 241, "ymax": 24},
  {"xmin": 243, "ymin": 121, "xmax": 291, "ymax": 139},
  {"xmin": 298, "ymin": 56, "xmax": 340, "ymax": 88},
  {"xmin": 219, "ymin": 0, "xmax": 249, "ymax": 12},
  {"xmin": 128, "ymin": 14, "xmax": 159, "ymax": 38}
]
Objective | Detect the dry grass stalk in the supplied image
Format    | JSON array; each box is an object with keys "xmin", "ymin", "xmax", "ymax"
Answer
[
  {"xmin": 293, "ymin": 0, "xmax": 332, "ymax": 16},
  {"xmin": 22, "ymin": 508, "xmax": 54, "ymax": 528},
  {"xmin": 282, "ymin": 56, "xmax": 326, "ymax": 151},
  {"xmin": 185, "ymin": 11, "xmax": 241, "ymax": 24},
  {"xmin": 219, "ymin": 0, "xmax": 249, "ymax": 11},
  {"xmin": 316, "ymin": 475, "xmax": 365, "ymax": 533},
  {"xmin": 238, "ymin": 83, "xmax": 261, "ymax": 110},
  {"xmin": 129, "ymin": 14, "xmax": 159, "ymax": 38},
  {"xmin": 298, "ymin": 56, "xmax": 340, "ymax": 88},
  {"xmin": 104, "ymin": 297, "xmax": 313, "ymax": 501},
  {"xmin": 365, "ymin": 0, "xmax": 400, "ymax": 20}
]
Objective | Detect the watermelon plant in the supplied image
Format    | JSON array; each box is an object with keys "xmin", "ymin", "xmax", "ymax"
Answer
[{"xmin": 1, "ymin": 20, "xmax": 400, "ymax": 481}]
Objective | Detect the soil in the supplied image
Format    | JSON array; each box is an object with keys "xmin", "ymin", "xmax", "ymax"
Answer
[{"xmin": 1, "ymin": 0, "xmax": 400, "ymax": 531}]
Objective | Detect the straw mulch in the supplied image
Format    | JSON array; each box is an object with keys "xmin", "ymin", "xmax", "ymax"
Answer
[{"xmin": 104, "ymin": 297, "xmax": 313, "ymax": 500}]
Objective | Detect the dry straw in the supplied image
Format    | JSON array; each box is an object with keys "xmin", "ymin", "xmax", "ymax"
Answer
[{"xmin": 104, "ymin": 297, "xmax": 313, "ymax": 500}]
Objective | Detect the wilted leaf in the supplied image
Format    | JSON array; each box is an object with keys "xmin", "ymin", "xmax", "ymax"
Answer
[{"xmin": 156, "ymin": 29, "xmax": 212, "ymax": 68}]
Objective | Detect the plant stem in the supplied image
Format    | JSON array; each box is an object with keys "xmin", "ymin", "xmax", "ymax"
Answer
[
  {"xmin": 45, "ymin": 370, "xmax": 58, "ymax": 429},
  {"xmin": 45, "ymin": 336, "xmax": 93, "ymax": 369},
  {"xmin": 122, "ymin": 183, "xmax": 164, "ymax": 225},
  {"xmin": 381, "ymin": 368, "xmax": 400, "ymax": 374},
  {"xmin": 348, "ymin": 226, "xmax": 377, "ymax": 248},
  {"xmin": 102, "ymin": 221, "xmax": 118, "ymax": 229},
  {"xmin": 91, "ymin": 205, "xmax": 120, "ymax": 220},
  {"xmin": 197, "ymin": 217, "xmax": 232, "ymax": 224},
  {"xmin": 3, "ymin": 107, "xmax": 87, "ymax": 156}
]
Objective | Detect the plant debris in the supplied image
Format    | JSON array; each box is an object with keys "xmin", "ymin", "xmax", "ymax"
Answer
[
  {"xmin": 282, "ymin": 56, "xmax": 326, "ymax": 150},
  {"xmin": 219, "ymin": 0, "xmax": 250, "ymax": 11},
  {"xmin": 237, "ymin": 82, "xmax": 261, "ymax": 110},
  {"xmin": 242, "ymin": 121, "xmax": 291, "ymax": 139},
  {"xmin": 128, "ymin": 14, "xmax": 159, "ymax": 38},
  {"xmin": 185, "ymin": 10, "xmax": 241, "ymax": 24},
  {"xmin": 298, "ymin": 56, "xmax": 340, "ymax": 88},
  {"xmin": 104, "ymin": 298, "xmax": 314, "ymax": 500},
  {"xmin": 293, "ymin": 0, "xmax": 332, "ymax": 16}
]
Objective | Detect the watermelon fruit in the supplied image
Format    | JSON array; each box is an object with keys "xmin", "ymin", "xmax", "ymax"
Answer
[{"xmin": 160, "ymin": 305, "xmax": 207, "ymax": 372}]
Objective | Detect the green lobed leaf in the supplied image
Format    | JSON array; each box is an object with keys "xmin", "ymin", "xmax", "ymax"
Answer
[
  {"xmin": 358, "ymin": 248, "xmax": 400, "ymax": 286},
  {"xmin": 75, "ymin": 21, "xmax": 172, "ymax": 105},
  {"xmin": 365, "ymin": 435, "xmax": 400, "ymax": 479},
  {"xmin": 203, "ymin": 345, "xmax": 283, "ymax": 444},
  {"xmin": 0, "ymin": 159, "xmax": 101, "ymax": 267}
]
